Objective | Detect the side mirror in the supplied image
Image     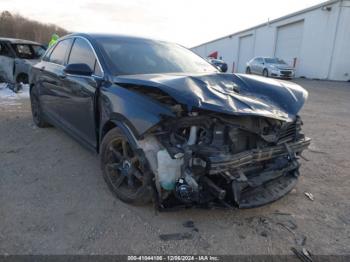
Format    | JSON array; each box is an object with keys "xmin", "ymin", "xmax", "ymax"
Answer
[{"xmin": 64, "ymin": 63, "xmax": 93, "ymax": 76}]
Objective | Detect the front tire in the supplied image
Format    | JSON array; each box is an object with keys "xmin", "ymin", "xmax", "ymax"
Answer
[
  {"xmin": 263, "ymin": 69, "xmax": 269, "ymax": 77},
  {"xmin": 246, "ymin": 67, "xmax": 251, "ymax": 74},
  {"xmin": 30, "ymin": 87, "xmax": 51, "ymax": 128},
  {"xmin": 100, "ymin": 127, "xmax": 152, "ymax": 205}
]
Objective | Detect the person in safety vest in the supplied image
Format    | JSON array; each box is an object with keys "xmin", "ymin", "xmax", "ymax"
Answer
[{"xmin": 48, "ymin": 34, "xmax": 59, "ymax": 47}]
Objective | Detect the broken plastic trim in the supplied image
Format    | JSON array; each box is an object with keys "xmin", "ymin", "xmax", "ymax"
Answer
[{"xmin": 208, "ymin": 137, "xmax": 311, "ymax": 174}]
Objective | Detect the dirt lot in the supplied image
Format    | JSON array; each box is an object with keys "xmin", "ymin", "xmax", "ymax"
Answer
[{"xmin": 0, "ymin": 79, "xmax": 349, "ymax": 256}]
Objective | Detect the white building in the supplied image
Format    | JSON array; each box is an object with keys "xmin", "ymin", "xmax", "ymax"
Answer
[{"xmin": 192, "ymin": 0, "xmax": 350, "ymax": 81}]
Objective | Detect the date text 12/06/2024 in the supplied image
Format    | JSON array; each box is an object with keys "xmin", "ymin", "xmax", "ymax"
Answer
[{"xmin": 127, "ymin": 255, "xmax": 220, "ymax": 261}]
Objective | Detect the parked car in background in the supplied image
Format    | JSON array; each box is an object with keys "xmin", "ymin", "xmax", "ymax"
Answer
[
  {"xmin": 0, "ymin": 37, "xmax": 46, "ymax": 89},
  {"xmin": 206, "ymin": 57, "xmax": 228, "ymax": 72},
  {"xmin": 30, "ymin": 33, "xmax": 310, "ymax": 210},
  {"xmin": 246, "ymin": 57, "xmax": 295, "ymax": 79}
]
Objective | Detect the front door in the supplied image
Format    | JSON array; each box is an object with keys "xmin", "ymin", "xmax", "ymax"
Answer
[
  {"xmin": 57, "ymin": 37, "xmax": 103, "ymax": 148},
  {"xmin": 38, "ymin": 38, "xmax": 73, "ymax": 120}
]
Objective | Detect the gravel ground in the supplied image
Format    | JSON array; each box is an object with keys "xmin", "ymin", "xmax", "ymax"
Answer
[{"xmin": 0, "ymin": 79, "xmax": 349, "ymax": 255}]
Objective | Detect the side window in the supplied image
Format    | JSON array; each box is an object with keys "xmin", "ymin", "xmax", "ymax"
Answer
[
  {"xmin": 256, "ymin": 58, "xmax": 263, "ymax": 64},
  {"xmin": 68, "ymin": 38, "xmax": 102, "ymax": 76},
  {"xmin": 0, "ymin": 42, "xmax": 12, "ymax": 57},
  {"xmin": 94, "ymin": 60, "xmax": 103, "ymax": 76},
  {"xmin": 49, "ymin": 39, "xmax": 72, "ymax": 65},
  {"xmin": 12, "ymin": 44, "xmax": 33, "ymax": 59}
]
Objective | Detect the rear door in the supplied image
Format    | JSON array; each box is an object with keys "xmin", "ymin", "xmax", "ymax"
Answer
[
  {"xmin": 39, "ymin": 38, "xmax": 73, "ymax": 120},
  {"xmin": 11, "ymin": 44, "xmax": 36, "ymax": 83},
  {"xmin": 58, "ymin": 37, "xmax": 103, "ymax": 148},
  {"xmin": 0, "ymin": 41, "xmax": 15, "ymax": 83}
]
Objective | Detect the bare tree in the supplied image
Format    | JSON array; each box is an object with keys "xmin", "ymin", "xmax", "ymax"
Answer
[{"xmin": 0, "ymin": 11, "xmax": 69, "ymax": 44}]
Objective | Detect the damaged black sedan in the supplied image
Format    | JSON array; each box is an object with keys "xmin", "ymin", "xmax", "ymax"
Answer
[{"xmin": 30, "ymin": 33, "xmax": 310, "ymax": 209}]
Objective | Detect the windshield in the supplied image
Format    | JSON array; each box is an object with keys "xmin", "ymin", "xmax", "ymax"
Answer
[
  {"xmin": 97, "ymin": 38, "xmax": 218, "ymax": 75},
  {"xmin": 12, "ymin": 44, "xmax": 46, "ymax": 59},
  {"xmin": 32, "ymin": 45, "xmax": 46, "ymax": 58},
  {"xmin": 265, "ymin": 58, "xmax": 287, "ymax": 64}
]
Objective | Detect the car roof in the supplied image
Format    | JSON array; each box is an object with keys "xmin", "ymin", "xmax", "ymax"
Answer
[
  {"xmin": 0, "ymin": 37, "xmax": 43, "ymax": 45},
  {"xmin": 64, "ymin": 33, "xmax": 165, "ymax": 44}
]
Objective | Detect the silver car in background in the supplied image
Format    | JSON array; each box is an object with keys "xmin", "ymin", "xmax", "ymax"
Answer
[
  {"xmin": 0, "ymin": 38, "xmax": 46, "ymax": 90},
  {"xmin": 246, "ymin": 57, "xmax": 295, "ymax": 79}
]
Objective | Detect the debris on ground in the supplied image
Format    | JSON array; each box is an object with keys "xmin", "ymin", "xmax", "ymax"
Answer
[
  {"xmin": 291, "ymin": 247, "xmax": 313, "ymax": 262},
  {"xmin": 295, "ymin": 235, "xmax": 307, "ymax": 246},
  {"xmin": 273, "ymin": 211, "xmax": 292, "ymax": 216},
  {"xmin": 277, "ymin": 222, "xmax": 295, "ymax": 234},
  {"xmin": 159, "ymin": 232, "xmax": 193, "ymax": 241},
  {"xmin": 290, "ymin": 188, "xmax": 297, "ymax": 194},
  {"xmin": 308, "ymin": 143, "xmax": 327, "ymax": 155},
  {"xmin": 304, "ymin": 192, "xmax": 314, "ymax": 201},
  {"xmin": 182, "ymin": 220, "xmax": 194, "ymax": 228},
  {"xmin": 260, "ymin": 230, "xmax": 268, "ymax": 237},
  {"xmin": 182, "ymin": 220, "xmax": 199, "ymax": 232}
]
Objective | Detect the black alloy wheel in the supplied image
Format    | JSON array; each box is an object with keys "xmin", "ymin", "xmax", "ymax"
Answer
[{"xmin": 101, "ymin": 128, "xmax": 152, "ymax": 205}]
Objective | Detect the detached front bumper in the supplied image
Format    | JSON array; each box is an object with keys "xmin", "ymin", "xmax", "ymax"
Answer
[{"xmin": 207, "ymin": 137, "xmax": 311, "ymax": 208}]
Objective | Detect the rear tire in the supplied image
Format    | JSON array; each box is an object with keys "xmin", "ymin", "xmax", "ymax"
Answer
[
  {"xmin": 30, "ymin": 86, "xmax": 51, "ymax": 128},
  {"xmin": 100, "ymin": 127, "xmax": 152, "ymax": 205},
  {"xmin": 16, "ymin": 74, "xmax": 29, "ymax": 84}
]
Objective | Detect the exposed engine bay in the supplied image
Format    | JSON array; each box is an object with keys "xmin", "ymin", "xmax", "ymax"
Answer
[{"xmin": 138, "ymin": 111, "xmax": 310, "ymax": 209}]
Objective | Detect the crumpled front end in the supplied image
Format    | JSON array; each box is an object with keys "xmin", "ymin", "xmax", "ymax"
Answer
[
  {"xmin": 138, "ymin": 112, "xmax": 310, "ymax": 209},
  {"xmin": 112, "ymin": 73, "xmax": 310, "ymax": 209}
]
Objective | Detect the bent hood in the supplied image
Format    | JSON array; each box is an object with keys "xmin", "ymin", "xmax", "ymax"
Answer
[{"xmin": 113, "ymin": 73, "xmax": 308, "ymax": 122}]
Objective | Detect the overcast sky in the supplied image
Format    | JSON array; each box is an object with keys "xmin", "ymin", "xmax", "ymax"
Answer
[{"xmin": 1, "ymin": 0, "xmax": 326, "ymax": 47}]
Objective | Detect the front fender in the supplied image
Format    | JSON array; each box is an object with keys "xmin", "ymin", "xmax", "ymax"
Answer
[{"xmin": 100, "ymin": 83, "xmax": 175, "ymax": 138}]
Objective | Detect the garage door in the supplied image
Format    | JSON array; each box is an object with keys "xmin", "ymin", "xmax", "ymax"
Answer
[
  {"xmin": 275, "ymin": 20, "xmax": 304, "ymax": 69},
  {"xmin": 237, "ymin": 34, "xmax": 254, "ymax": 73}
]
